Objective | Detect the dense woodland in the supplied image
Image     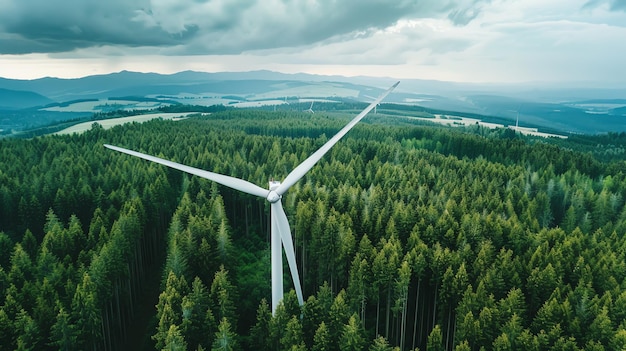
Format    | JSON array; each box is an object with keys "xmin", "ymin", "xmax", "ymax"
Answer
[{"xmin": 1, "ymin": 109, "xmax": 626, "ymax": 351}]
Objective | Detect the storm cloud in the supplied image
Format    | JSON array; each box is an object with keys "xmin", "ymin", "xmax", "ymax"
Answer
[
  {"xmin": 1, "ymin": 0, "xmax": 625, "ymax": 84},
  {"xmin": 0, "ymin": 0, "xmax": 489, "ymax": 54}
]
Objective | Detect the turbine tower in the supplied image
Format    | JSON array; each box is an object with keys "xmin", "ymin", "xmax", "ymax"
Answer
[
  {"xmin": 104, "ymin": 81, "xmax": 399, "ymax": 314},
  {"xmin": 363, "ymin": 95, "xmax": 380, "ymax": 114}
]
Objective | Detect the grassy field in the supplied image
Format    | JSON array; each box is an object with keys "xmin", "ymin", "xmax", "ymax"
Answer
[
  {"xmin": 53, "ymin": 113, "xmax": 195, "ymax": 135},
  {"xmin": 252, "ymin": 85, "xmax": 360, "ymax": 100},
  {"xmin": 42, "ymin": 99, "xmax": 169, "ymax": 113}
]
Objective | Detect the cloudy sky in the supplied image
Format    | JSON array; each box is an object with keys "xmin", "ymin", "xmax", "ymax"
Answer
[{"xmin": 1, "ymin": 0, "xmax": 625, "ymax": 84}]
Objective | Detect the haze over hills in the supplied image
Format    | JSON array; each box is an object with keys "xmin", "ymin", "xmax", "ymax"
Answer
[{"xmin": 0, "ymin": 70, "xmax": 625, "ymax": 135}]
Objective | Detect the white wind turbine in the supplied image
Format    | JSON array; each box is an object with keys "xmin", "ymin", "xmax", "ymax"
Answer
[
  {"xmin": 305, "ymin": 101, "xmax": 315, "ymax": 113},
  {"xmin": 363, "ymin": 95, "xmax": 380, "ymax": 114},
  {"xmin": 104, "ymin": 81, "xmax": 399, "ymax": 314}
]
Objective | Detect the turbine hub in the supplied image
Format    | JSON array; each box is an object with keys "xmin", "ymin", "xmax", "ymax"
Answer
[
  {"xmin": 267, "ymin": 180, "xmax": 282, "ymax": 203},
  {"xmin": 267, "ymin": 190, "xmax": 281, "ymax": 203}
]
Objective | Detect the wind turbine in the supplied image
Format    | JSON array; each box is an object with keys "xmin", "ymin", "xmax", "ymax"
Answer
[
  {"xmin": 305, "ymin": 101, "xmax": 315, "ymax": 113},
  {"xmin": 104, "ymin": 81, "xmax": 399, "ymax": 314},
  {"xmin": 363, "ymin": 94, "xmax": 380, "ymax": 114},
  {"xmin": 513, "ymin": 103, "xmax": 523, "ymax": 133}
]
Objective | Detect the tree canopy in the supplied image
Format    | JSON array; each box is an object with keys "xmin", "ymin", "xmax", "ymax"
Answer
[{"xmin": 1, "ymin": 108, "xmax": 626, "ymax": 350}]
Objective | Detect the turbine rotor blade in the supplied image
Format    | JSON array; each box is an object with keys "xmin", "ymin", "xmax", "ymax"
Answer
[
  {"xmin": 104, "ymin": 144, "xmax": 269, "ymax": 198},
  {"xmin": 272, "ymin": 201, "xmax": 304, "ymax": 306},
  {"xmin": 276, "ymin": 81, "xmax": 399, "ymax": 195}
]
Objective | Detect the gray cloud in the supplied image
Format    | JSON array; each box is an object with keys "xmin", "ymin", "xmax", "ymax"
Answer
[
  {"xmin": 0, "ymin": 0, "xmax": 489, "ymax": 55},
  {"xmin": 448, "ymin": 7, "xmax": 481, "ymax": 25},
  {"xmin": 0, "ymin": 0, "xmax": 202, "ymax": 54},
  {"xmin": 584, "ymin": 0, "xmax": 626, "ymax": 11},
  {"xmin": 607, "ymin": 0, "xmax": 626, "ymax": 10}
]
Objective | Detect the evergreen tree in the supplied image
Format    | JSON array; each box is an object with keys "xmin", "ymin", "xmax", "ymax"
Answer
[
  {"xmin": 0, "ymin": 308, "xmax": 13, "ymax": 348},
  {"xmin": 454, "ymin": 340, "xmax": 471, "ymax": 351},
  {"xmin": 212, "ymin": 317, "xmax": 238, "ymax": 351},
  {"xmin": 427, "ymin": 325, "xmax": 443, "ymax": 351},
  {"xmin": 210, "ymin": 265, "xmax": 238, "ymax": 326},
  {"xmin": 339, "ymin": 314, "xmax": 365, "ymax": 351},
  {"xmin": 163, "ymin": 324, "xmax": 188, "ymax": 351},
  {"xmin": 250, "ymin": 299, "xmax": 272, "ymax": 351},
  {"xmin": 311, "ymin": 321, "xmax": 331, "ymax": 351},
  {"xmin": 369, "ymin": 336, "xmax": 393, "ymax": 351},
  {"xmin": 154, "ymin": 272, "xmax": 189, "ymax": 350},
  {"xmin": 181, "ymin": 277, "xmax": 216, "ymax": 350},
  {"xmin": 71, "ymin": 272, "xmax": 102, "ymax": 350},
  {"xmin": 49, "ymin": 307, "xmax": 76, "ymax": 351},
  {"xmin": 281, "ymin": 316, "xmax": 306, "ymax": 351}
]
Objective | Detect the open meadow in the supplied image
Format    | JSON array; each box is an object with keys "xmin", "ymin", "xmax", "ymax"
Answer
[{"xmin": 53, "ymin": 112, "xmax": 194, "ymax": 135}]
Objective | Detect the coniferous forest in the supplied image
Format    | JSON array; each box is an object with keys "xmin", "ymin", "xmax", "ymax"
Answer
[{"xmin": 2, "ymin": 109, "xmax": 626, "ymax": 351}]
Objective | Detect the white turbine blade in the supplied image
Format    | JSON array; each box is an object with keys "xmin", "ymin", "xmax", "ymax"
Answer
[
  {"xmin": 104, "ymin": 144, "xmax": 269, "ymax": 198},
  {"xmin": 276, "ymin": 81, "xmax": 399, "ymax": 195},
  {"xmin": 272, "ymin": 201, "xmax": 304, "ymax": 306}
]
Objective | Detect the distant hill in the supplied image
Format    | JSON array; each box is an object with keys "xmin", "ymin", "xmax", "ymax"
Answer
[
  {"xmin": 464, "ymin": 95, "xmax": 626, "ymax": 134},
  {"xmin": 610, "ymin": 106, "xmax": 626, "ymax": 116},
  {"xmin": 1, "ymin": 70, "xmax": 626, "ymax": 134},
  {"xmin": 0, "ymin": 88, "xmax": 53, "ymax": 110},
  {"xmin": 0, "ymin": 71, "xmax": 373, "ymax": 103}
]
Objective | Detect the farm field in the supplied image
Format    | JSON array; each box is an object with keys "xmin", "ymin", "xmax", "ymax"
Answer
[
  {"xmin": 53, "ymin": 112, "xmax": 194, "ymax": 135},
  {"xmin": 41, "ymin": 99, "xmax": 170, "ymax": 113},
  {"xmin": 409, "ymin": 114, "xmax": 568, "ymax": 138}
]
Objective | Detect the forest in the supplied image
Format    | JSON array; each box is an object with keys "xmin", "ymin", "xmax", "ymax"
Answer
[{"xmin": 1, "ymin": 108, "xmax": 626, "ymax": 351}]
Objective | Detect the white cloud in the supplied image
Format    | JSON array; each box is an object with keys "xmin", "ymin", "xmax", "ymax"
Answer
[{"xmin": 0, "ymin": 0, "xmax": 624, "ymax": 84}]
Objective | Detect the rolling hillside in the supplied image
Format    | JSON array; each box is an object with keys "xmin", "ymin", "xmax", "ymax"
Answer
[
  {"xmin": 0, "ymin": 88, "xmax": 53, "ymax": 110},
  {"xmin": 1, "ymin": 70, "xmax": 625, "ymax": 135}
]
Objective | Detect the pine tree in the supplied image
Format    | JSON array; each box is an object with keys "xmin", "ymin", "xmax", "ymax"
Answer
[
  {"xmin": 0, "ymin": 308, "xmax": 13, "ymax": 348},
  {"xmin": 50, "ymin": 307, "xmax": 76, "ymax": 351},
  {"xmin": 369, "ymin": 336, "xmax": 393, "ymax": 351},
  {"xmin": 339, "ymin": 314, "xmax": 365, "ymax": 351},
  {"xmin": 329, "ymin": 290, "xmax": 351, "ymax": 344},
  {"xmin": 163, "ymin": 324, "xmax": 188, "ymax": 351},
  {"xmin": 154, "ymin": 272, "xmax": 189, "ymax": 350},
  {"xmin": 281, "ymin": 316, "xmax": 306, "ymax": 351},
  {"xmin": 72, "ymin": 272, "xmax": 102, "ymax": 351},
  {"xmin": 395, "ymin": 259, "xmax": 411, "ymax": 350},
  {"xmin": 427, "ymin": 325, "xmax": 444, "ymax": 351},
  {"xmin": 372, "ymin": 235, "xmax": 401, "ymax": 338},
  {"xmin": 212, "ymin": 317, "xmax": 238, "ymax": 351},
  {"xmin": 32, "ymin": 277, "xmax": 58, "ymax": 344},
  {"xmin": 250, "ymin": 299, "xmax": 272, "ymax": 351},
  {"xmin": 19, "ymin": 230, "xmax": 37, "ymax": 259},
  {"xmin": 454, "ymin": 340, "xmax": 471, "ymax": 351},
  {"xmin": 181, "ymin": 277, "xmax": 216, "ymax": 350},
  {"xmin": 311, "ymin": 322, "xmax": 331, "ymax": 351},
  {"xmin": 347, "ymin": 254, "xmax": 370, "ymax": 326},
  {"xmin": 210, "ymin": 266, "xmax": 238, "ymax": 326}
]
